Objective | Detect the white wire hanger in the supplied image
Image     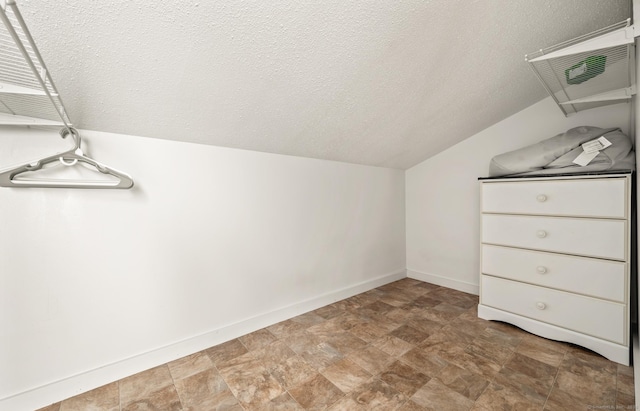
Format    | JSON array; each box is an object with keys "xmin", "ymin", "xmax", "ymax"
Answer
[{"xmin": 0, "ymin": 127, "xmax": 134, "ymax": 189}]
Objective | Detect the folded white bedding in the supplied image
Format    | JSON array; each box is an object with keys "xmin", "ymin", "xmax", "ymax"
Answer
[{"xmin": 489, "ymin": 126, "xmax": 635, "ymax": 177}]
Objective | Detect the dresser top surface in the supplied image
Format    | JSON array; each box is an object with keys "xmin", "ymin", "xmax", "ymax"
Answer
[{"xmin": 478, "ymin": 169, "xmax": 633, "ymax": 181}]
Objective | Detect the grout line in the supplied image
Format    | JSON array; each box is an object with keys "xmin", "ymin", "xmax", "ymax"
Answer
[{"xmin": 541, "ymin": 350, "xmax": 565, "ymax": 410}]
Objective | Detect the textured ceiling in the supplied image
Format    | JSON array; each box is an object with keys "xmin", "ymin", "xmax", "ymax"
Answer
[{"xmin": 14, "ymin": 0, "xmax": 631, "ymax": 169}]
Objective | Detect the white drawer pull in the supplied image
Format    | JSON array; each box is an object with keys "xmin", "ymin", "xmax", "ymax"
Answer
[
  {"xmin": 536, "ymin": 230, "xmax": 547, "ymax": 238},
  {"xmin": 536, "ymin": 302, "xmax": 546, "ymax": 310},
  {"xmin": 536, "ymin": 266, "xmax": 547, "ymax": 274},
  {"xmin": 536, "ymin": 194, "xmax": 548, "ymax": 202}
]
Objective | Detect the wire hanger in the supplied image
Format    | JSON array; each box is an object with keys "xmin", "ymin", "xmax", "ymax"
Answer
[{"xmin": 0, "ymin": 127, "xmax": 134, "ymax": 189}]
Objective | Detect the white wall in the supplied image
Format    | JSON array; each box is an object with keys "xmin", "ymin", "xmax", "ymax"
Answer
[
  {"xmin": 0, "ymin": 127, "xmax": 406, "ymax": 410},
  {"xmin": 406, "ymin": 97, "xmax": 632, "ymax": 294}
]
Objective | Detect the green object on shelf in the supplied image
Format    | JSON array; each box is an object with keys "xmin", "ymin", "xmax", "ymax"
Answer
[{"xmin": 565, "ymin": 55, "xmax": 607, "ymax": 85}]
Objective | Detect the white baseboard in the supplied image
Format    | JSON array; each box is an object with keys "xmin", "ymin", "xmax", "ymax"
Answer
[
  {"xmin": 406, "ymin": 269, "xmax": 479, "ymax": 295},
  {"xmin": 1, "ymin": 269, "xmax": 406, "ymax": 411}
]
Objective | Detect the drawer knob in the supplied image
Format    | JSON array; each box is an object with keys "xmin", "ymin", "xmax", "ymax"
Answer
[
  {"xmin": 536, "ymin": 194, "xmax": 548, "ymax": 202},
  {"xmin": 536, "ymin": 302, "xmax": 546, "ymax": 310},
  {"xmin": 536, "ymin": 230, "xmax": 547, "ymax": 238},
  {"xmin": 536, "ymin": 266, "xmax": 547, "ymax": 274}
]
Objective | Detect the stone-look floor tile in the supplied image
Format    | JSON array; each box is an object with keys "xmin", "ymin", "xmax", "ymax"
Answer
[
  {"xmin": 300, "ymin": 341, "xmax": 345, "ymax": 371},
  {"xmin": 359, "ymin": 311, "xmax": 402, "ymax": 332},
  {"xmin": 397, "ymin": 400, "xmax": 428, "ymax": 410},
  {"xmin": 420, "ymin": 337, "xmax": 470, "ymax": 363},
  {"xmin": 219, "ymin": 361, "xmax": 284, "ymax": 408},
  {"xmin": 168, "ymin": 351, "xmax": 214, "ymax": 381},
  {"xmin": 442, "ymin": 295, "xmax": 479, "ymax": 310},
  {"xmin": 516, "ymin": 336, "xmax": 566, "ymax": 367},
  {"xmin": 617, "ymin": 364, "xmax": 634, "ymax": 395},
  {"xmin": 372, "ymin": 335, "xmax": 414, "ymax": 358},
  {"xmin": 504, "ymin": 353, "xmax": 558, "ymax": 383},
  {"xmin": 281, "ymin": 330, "xmax": 322, "ymax": 354},
  {"xmin": 121, "ymin": 384, "xmax": 183, "ymax": 411},
  {"xmin": 362, "ymin": 301, "xmax": 396, "ymax": 314},
  {"xmin": 307, "ymin": 317, "xmax": 352, "ymax": 338},
  {"xmin": 349, "ymin": 322, "xmax": 389, "ymax": 342},
  {"xmin": 291, "ymin": 311, "xmax": 326, "ymax": 327},
  {"xmin": 377, "ymin": 283, "xmax": 402, "ymax": 293},
  {"xmin": 522, "ymin": 332, "xmax": 570, "ymax": 354},
  {"xmin": 174, "ymin": 369, "xmax": 240, "ymax": 410},
  {"xmin": 288, "ymin": 373, "xmax": 344, "ymax": 410},
  {"xmin": 42, "ymin": 280, "xmax": 636, "ymax": 410},
  {"xmin": 378, "ymin": 360, "xmax": 431, "ymax": 397},
  {"xmin": 478, "ymin": 326, "xmax": 522, "ymax": 350},
  {"xmin": 263, "ymin": 392, "xmax": 305, "ymax": 410},
  {"xmin": 466, "ymin": 336, "xmax": 514, "ymax": 365},
  {"xmin": 544, "ymin": 385, "xmax": 595, "ymax": 411},
  {"xmin": 347, "ymin": 292, "xmax": 381, "ymax": 308},
  {"xmin": 206, "ymin": 339, "xmax": 248, "ymax": 367},
  {"xmin": 400, "ymin": 347, "xmax": 448, "ymax": 377},
  {"xmin": 421, "ymin": 326, "xmax": 475, "ymax": 349},
  {"xmin": 442, "ymin": 345, "xmax": 502, "ymax": 380},
  {"xmin": 326, "ymin": 396, "xmax": 367, "ymax": 410},
  {"xmin": 414, "ymin": 281, "xmax": 441, "ymax": 292},
  {"xmin": 321, "ymin": 358, "xmax": 372, "ymax": 393},
  {"xmin": 471, "ymin": 382, "xmax": 539, "ymax": 411},
  {"xmin": 269, "ymin": 354, "xmax": 318, "ymax": 389},
  {"xmin": 59, "ymin": 382, "xmax": 119, "ymax": 411},
  {"xmin": 362, "ymin": 288, "xmax": 386, "ymax": 299},
  {"xmin": 492, "ymin": 365, "xmax": 552, "ymax": 405},
  {"xmin": 330, "ymin": 299, "xmax": 362, "ymax": 312},
  {"xmin": 448, "ymin": 317, "xmax": 490, "ymax": 338},
  {"xmin": 617, "ymin": 362, "xmax": 634, "ymax": 377},
  {"xmin": 324, "ymin": 332, "xmax": 368, "ymax": 356},
  {"xmin": 408, "ymin": 295, "xmax": 444, "ymax": 309},
  {"xmin": 422, "ymin": 302, "xmax": 468, "ymax": 324},
  {"xmin": 561, "ymin": 347, "xmax": 617, "ymax": 379},
  {"xmin": 435, "ymin": 363, "xmax": 490, "ymax": 401},
  {"xmin": 119, "ymin": 365, "xmax": 176, "ymax": 407},
  {"xmin": 379, "ymin": 293, "xmax": 413, "ymax": 307},
  {"xmin": 386, "ymin": 307, "xmax": 414, "ymax": 323},
  {"xmin": 616, "ymin": 390, "xmax": 635, "ymax": 409},
  {"xmin": 215, "ymin": 345, "xmax": 265, "ymax": 372},
  {"xmin": 348, "ymin": 378, "xmax": 407, "ymax": 409},
  {"xmin": 348, "ymin": 345, "xmax": 394, "ymax": 375},
  {"xmin": 332, "ymin": 312, "xmax": 366, "ymax": 330},
  {"xmin": 239, "ymin": 328, "xmax": 277, "ymax": 351},
  {"xmin": 554, "ymin": 369, "xmax": 616, "ymax": 407},
  {"xmin": 256, "ymin": 340, "xmax": 297, "ymax": 370},
  {"xmin": 405, "ymin": 317, "xmax": 444, "ymax": 336},
  {"xmin": 313, "ymin": 304, "xmax": 344, "ymax": 320},
  {"xmin": 411, "ymin": 378, "xmax": 474, "ymax": 411},
  {"xmin": 267, "ymin": 319, "xmax": 308, "ymax": 339},
  {"xmin": 485, "ymin": 320, "xmax": 528, "ymax": 338},
  {"xmin": 391, "ymin": 324, "xmax": 430, "ymax": 345}
]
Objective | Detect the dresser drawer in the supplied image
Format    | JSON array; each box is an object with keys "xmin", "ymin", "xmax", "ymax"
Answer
[
  {"xmin": 481, "ymin": 276, "xmax": 625, "ymax": 344},
  {"xmin": 482, "ymin": 214, "xmax": 626, "ymax": 260},
  {"xmin": 481, "ymin": 245, "xmax": 626, "ymax": 302},
  {"xmin": 482, "ymin": 178, "xmax": 627, "ymax": 218}
]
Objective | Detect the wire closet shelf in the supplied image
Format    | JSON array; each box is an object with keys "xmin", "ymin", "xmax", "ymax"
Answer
[
  {"xmin": 0, "ymin": 0, "xmax": 72, "ymax": 127},
  {"xmin": 526, "ymin": 19, "xmax": 636, "ymax": 116}
]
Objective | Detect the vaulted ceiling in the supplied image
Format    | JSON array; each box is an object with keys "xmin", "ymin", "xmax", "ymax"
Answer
[{"xmin": 16, "ymin": 0, "xmax": 630, "ymax": 169}]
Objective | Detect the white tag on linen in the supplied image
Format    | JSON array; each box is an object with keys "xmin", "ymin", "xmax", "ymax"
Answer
[
  {"xmin": 572, "ymin": 136, "xmax": 613, "ymax": 166},
  {"xmin": 581, "ymin": 136, "xmax": 612, "ymax": 154},
  {"xmin": 573, "ymin": 150, "xmax": 600, "ymax": 166}
]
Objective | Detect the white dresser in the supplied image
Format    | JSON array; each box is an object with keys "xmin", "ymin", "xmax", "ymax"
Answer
[{"xmin": 478, "ymin": 173, "xmax": 633, "ymax": 365}]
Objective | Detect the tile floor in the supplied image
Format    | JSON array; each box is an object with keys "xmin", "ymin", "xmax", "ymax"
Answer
[{"xmin": 37, "ymin": 278, "xmax": 635, "ymax": 410}]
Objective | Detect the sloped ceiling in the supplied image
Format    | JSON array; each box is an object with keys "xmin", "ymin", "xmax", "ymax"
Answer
[{"xmin": 15, "ymin": 0, "xmax": 630, "ymax": 169}]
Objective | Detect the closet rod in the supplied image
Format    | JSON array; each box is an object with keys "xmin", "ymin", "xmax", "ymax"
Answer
[{"xmin": 0, "ymin": 0, "xmax": 71, "ymax": 127}]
